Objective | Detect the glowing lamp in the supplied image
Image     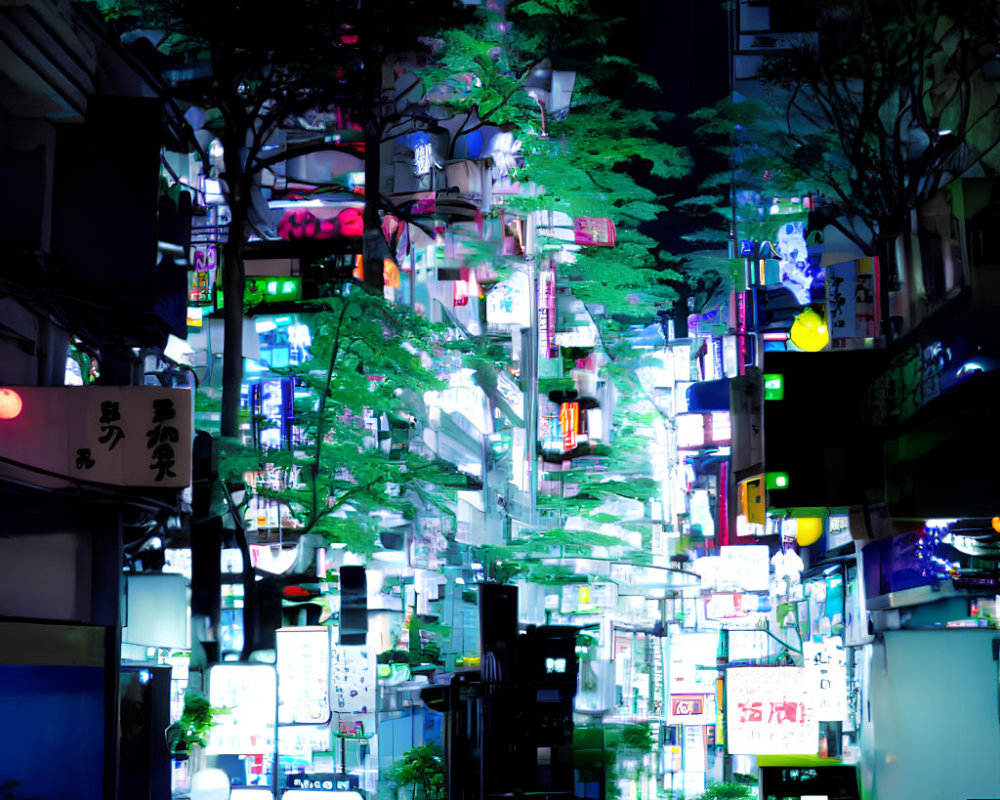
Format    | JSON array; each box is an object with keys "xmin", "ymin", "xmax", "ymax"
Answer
[
  {"xmin": 789, "ymin": 307, "xmax": 830, "ymax": 352},
  {"xmin": 795, "ymin": 517, "xmax": 824, "ymax": 547},
  {"xmin": 993, "ymin": 517, "xmax": 1000, "ymax": 534},
  {"xmin": 0, "ymin": 388, "xmax": 23, "ymax": 419}
]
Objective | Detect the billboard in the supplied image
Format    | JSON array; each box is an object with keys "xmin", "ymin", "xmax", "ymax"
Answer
[{"xmin": 726, "ymin": 667, "xmax": 818, "ymax": 755}]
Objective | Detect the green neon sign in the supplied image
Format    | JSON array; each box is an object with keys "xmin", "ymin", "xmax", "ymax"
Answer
[
  {"xmin": 763, "ymin": 373, "xmax": 784, "ymax": 400},
  {"xmin": 766, "ymin": 472, "xmax": 789, "ymax": 490}
]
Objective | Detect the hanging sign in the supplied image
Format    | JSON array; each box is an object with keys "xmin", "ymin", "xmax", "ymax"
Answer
[{"xmin": 559, "ymin": 401, "xmax": 579, "ymax": 452}]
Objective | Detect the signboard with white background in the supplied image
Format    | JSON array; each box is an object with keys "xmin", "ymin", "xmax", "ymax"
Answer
[
  {"xmin": 207, "ymin": 664, "xmax": 277, "ymax": 755},
  {"xmin": 665, "ymin": 631, "xmax": 718, "ymax": 725},
  {"xmin": 726, "ymin": 666, "xmax": 818, "ymax": 755},
  {"xmin": 803, "ymin": 636, "xmax": 848, "ymax": 722},
  {"xmin": 277, "ymin": 627, "xmax": 331, "ymax": 724}
]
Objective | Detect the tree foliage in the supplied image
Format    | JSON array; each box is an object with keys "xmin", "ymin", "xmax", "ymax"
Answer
[
  {"xmin": 386, "ymin": 743, "xmax": 446, "ymax": 800},
  {"xmin": 219, "ymin": 291, "xmax": 478, "ymax": 555},
  {"xmin": 420, "ymin": 0, "xmax": 696, "ymax": 325},
  {"xmin": 699, "ymin": 0, "xmax": 1000, "ymax": 255},
  {"xmin": 95, "ymin": 0, "xmax": 471, "ymax": 437}
]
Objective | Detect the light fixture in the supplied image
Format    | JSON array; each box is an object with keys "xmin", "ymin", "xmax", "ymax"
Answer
[{"xmin": 789, "ymin": 307, "xmax": 830, "ymax": 351}]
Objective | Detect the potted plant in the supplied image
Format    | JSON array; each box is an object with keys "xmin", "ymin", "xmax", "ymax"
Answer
[
  {"xmin": 165, "ymin": 691, "xmax": 227, "ymax": 768},
  {"xmin": 385, "ymin": 743, "xmax": 446, "ymax": 800}
]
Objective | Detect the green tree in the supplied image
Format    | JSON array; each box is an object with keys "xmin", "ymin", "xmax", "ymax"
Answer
[
  {"xmin": 95, "ymin": 0, "xmax": 471, "ymax": 439},
  {"xmin": 386, "ymin": 743, "xmax": 446, "ymax": 800},
  {"xmin": 420, "ymin": 0, "xmax": 695, "ymax": 325},
  {"xmin": 699, "ymin": 0, "xmax": 1000, "ymax": 269},
  {"xmin": 220, "ymin": 290, "xmax": 476, "ymax": 556}
]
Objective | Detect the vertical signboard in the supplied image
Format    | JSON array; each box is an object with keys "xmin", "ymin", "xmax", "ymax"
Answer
[
  {"xmin": 277, "ymin": 627, "xmax": 331, "ymax": 725},
  {"xmin": 207, "ymin": 664, "xmax": 277, "ymax": 755},
  {"xmin": 666, "ymin": 631, "xmax": 718, "ymax": 725},
  {"xmin": 682, "ymin": 725, "xmax": 707, "ymax": 798},
  {"xmin": 803, "ymin": 637, "xmax": 848, "ymax": 723},
  {"xmin": 726, "ymin": 667, "xmax": 818, "ymax": 755},
  {"xmin": 559, "ymin": 401, "xmax": 579, "ymax": 452}
]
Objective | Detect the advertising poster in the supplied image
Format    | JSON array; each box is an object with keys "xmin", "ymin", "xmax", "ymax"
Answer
[
  {"xmin": 330, "ymin": 644, "xmax": 376, "ymax": 713},
  {"xmin": 726, "ymin": 667, "xmax": 818, "ymax": 755}
]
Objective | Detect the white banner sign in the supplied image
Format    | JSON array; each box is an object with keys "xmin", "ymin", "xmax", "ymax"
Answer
[{"xmin": 726, "ymin": 667, "xmax": 818, "ymax": 755}]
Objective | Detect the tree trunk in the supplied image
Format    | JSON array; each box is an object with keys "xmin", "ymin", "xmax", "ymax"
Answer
[
  {"xmin": 220, "ymin": 204, "xmax": 247, "ymax": 440},
  {"xmin": 362, "ymin": 48, "xmax": 387, "ymax": 294}
]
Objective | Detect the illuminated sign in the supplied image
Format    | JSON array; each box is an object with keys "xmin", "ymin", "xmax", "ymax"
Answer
[
  {"xmin": 330, "ymin": 645, "xmax": 375, "ymax": 713},
  {"xmin": 719, "ymin": 544, "xmax": 771, "ymax": 592},
  {"xmin": 414, "ymin": 140, "xmax": 435, "ymax": 176},
  {"xmin": 0, "ymin": 386, "xmax": 192, "ymax": 488},
  {"xmin": 726, "ymin": 667, "xmax": 818, "ymax": 755},
  {"xmin": 560, "ymin": 401, "xmax": 579, "ymax": 451},
  {"xmin": 766, "ymin": 472, "xmax": 789, "ymax": 490},
  {"xmin": 763, "ymin": 373, "xmax": 784, "ymax": 400},
  {"xmin": 217, "ymin": 277, "xmax": 302, "ymax": 308},
  {"xmin": 486, "ymin": 271, "xmax": 531, "ymax": 326},
  {"xmin": 207, "ymin": 664, "xmax": 277, "ymax": 754},
  {"xmin": 803, "ymin": 637, "xmax": 847, "ymax": 723},
  {"xmin": 188, "ymin": 268, "xmax": 213, "ymax": 305},
  {"xmin": 665, "ymin": 631, "xmax": 718, "ymax": 725},
  {"xmin": 277, "ymin": 627, "xmax": 331, "ymax": 725}
]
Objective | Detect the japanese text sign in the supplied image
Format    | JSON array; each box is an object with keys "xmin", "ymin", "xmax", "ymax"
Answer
[
  {"xmin": 68, "ymin": 387, "xmax": 192, "ymax": 487},
  {"xmin": 726, "ymin": 667, "xmax": 818, "ymax": 755},
  {"xmin": 0, "ymin": 386, "xmax": 191, "ymax": 489}
]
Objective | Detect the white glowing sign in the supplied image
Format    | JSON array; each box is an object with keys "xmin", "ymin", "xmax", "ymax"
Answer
[
  {"xmin": 675, "ymin": 413, "xmax": 705, "ymax": 449},
  {"xmin": 414, "ymin": 142, "xmax": 434, "ymax": 175},
  {"xmin": 330, "ymin": 644, "xmax": 375, "ymax": 713},
  {"xmin": 277, "ymin": 627, "xmax": 331, "ymax": 724},
  {"xmin": 726, "ymin": 667, "xmax": 818, "ymax": 755},
  {"xmin": 719, "ymin": 544, "xmax": 770, "ymax": 592},
  {"xmin": 207, "ymin": 664, "xmax": 277, "ymax": 754},
  {"xmin": 665, "ymin": 631, "xmax": 718, "ymax": 725}
]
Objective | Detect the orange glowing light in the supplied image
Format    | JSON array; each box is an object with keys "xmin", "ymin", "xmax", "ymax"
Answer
[{"xmin": 0, "ymin": 388, "xmax": 23, "ymax": 419}]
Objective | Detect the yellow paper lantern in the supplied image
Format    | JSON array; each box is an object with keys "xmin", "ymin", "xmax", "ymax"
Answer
[
  {"xmin": 795, "ymin": 517, "xmax": 824, "ymax": 547},
  {"xmin": 789, "ymin": 307, "xmax": 830, "ymax": 352}
]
